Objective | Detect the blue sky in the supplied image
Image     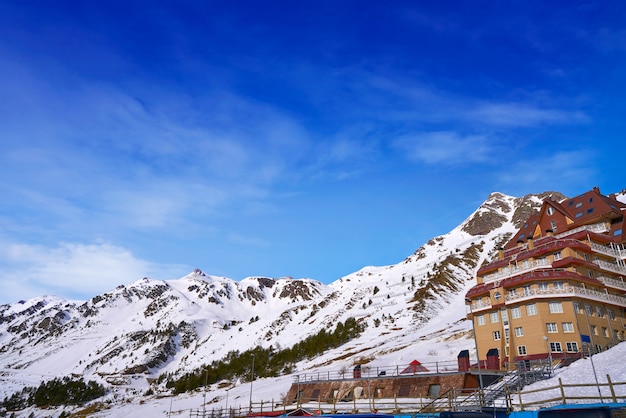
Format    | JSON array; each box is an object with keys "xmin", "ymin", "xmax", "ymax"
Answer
[{"xmin": 0, "ymin": 1, "xmax": 624, "ymax": 304}]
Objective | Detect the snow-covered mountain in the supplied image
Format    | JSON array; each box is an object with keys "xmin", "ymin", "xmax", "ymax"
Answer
[{"xmin": 3, "ymin": 189, "xmax": 623, "ymax": 416}]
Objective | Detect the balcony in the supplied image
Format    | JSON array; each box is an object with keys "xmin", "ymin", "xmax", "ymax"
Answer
[
  {"xmin": 504, "ymin": 285, "xmax": 626, "ymax": 307},
  {"xmin": 597, "ymin": 275, "xmax": 626, "ymax": 291},
  {"xmin": 467, "ymin": 299, "xmax": 492, "ymax": 313},
  {"xmin": 555, "ymin": 222, "xmax": 610, "ymax": 238},
  {"xmin": 482, "ymin": 259, "xmax": 551, "ymax": 284},
  {"xmin": 590, "ymin": 241, "xmax": 626, "ymax": 260},
  {"xmin": 593, "ymin": 259, "xmax": 626, "ymax": 275}
]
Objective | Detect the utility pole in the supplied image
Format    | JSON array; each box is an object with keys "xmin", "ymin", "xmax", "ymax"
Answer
[
  {"xmin": 465, "ymin": 298, "xmax": 484, "ymax": 405},
  {"xmin": 249, "ymin": 354, "xmax": 255, "ymax": 413}
]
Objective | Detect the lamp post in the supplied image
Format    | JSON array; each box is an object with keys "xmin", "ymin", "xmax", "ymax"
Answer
[
  {"xmin": 465, "ymin": 298, "xmax": 484, "ymax": 397},
  {"xmin": 249, "ymin": 354, "xmax": 255, "ymax": 413},
  {"xmin": 543, "ymin": 336, "xmax": 553, "ymax": 376}
]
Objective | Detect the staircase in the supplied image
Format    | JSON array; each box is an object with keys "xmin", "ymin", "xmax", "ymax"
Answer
[{"xmin": 420, "ymin": 359, "xmax": 562, "ymax": 413}]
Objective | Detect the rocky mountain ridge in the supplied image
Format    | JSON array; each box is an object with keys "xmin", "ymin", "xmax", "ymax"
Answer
[{"xmin": 0, "ymin": 190, "xmax": 601, "ymax": 407}]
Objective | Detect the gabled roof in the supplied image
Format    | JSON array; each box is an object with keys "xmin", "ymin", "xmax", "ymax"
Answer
[
  {"xmin": 400, "ymin": 359, "xmax": 429, "ymax": 374},
  {"xmin": 505, "ymin": 187, "xmax": 626, "ymax": 249}
]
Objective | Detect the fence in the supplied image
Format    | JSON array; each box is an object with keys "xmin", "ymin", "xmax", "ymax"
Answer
[{"xmin": 185, "ymin": 374, "xmax": 626, "ymax": 417}]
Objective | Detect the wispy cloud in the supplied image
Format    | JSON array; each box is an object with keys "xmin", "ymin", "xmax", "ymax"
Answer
[
  {"xmin": 393, "ymin": 131, "xmax": 494, "ymax": 166},
  {"xmin": 468, "ymin": 103, "xmax": 590, "ymax": 127}
]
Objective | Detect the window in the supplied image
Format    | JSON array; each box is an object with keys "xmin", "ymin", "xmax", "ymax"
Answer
[
  {"xmin": 526, "ymin": 304, "xmax": 538, "ymax": 316},
  {"xmin": 554, "ymin": 251, "xmax": 562, "ymax": 260},
  {"xmin": 508, "ymin": 289, "xmax": 517, "ymax": 298},
  {"xmin": 550, "ymin": 342, "xmax": 562, "ymax": 352},
  {"xmin": 550, "ymin": 220, "xmax": 557, "ymax": 231},
  {"xmin": 547, "ymin": 207, "xmax": 554, "ymax": 215},
  {"xmin": 566, "ymin": 342, "xmax": 578, "ymax": 352},
  {"xmin": 585, "ymin": 305, "xmax": 593, "ymax": 316},
  {"xmin": 399, "ymin": 385, "xmax": 411, "ymax": 396},
  {"xmin": 515, "ymin": 326, "xmax": 524, "ymax": 337},
  {"xmin": 511, "ymin": 307, "xmax": 522, "ymax": 319},
  {"xmin": 538, "ymin": 282, "xmax": 548, "ymax": 291},
  {"xmin": 614, "ymin": 330, "xmax": 620, "ymax": 340},
  {"xmin": 490, "ymin": 312, "xmax": 499, "ymax": 323},
  {"xmin": 493, "ymin": 330, "xmax": 501, "ymax": 340},
  {"xmin": 477, "ymin": 315, "xmax": 486, "ymax": 326},
  {"xmin": 588, "ymin": 270, "xmax": 595, "ymax": 278},
  {"xmin": 574, "ymin": 302, "xmax": 583, "ymax": 314},
  {"xmin": 549, "ymin": 302, "xmax": 563, "ymax": 313},
  {"xmin": 518, "ymin": 345, "xmax": 527, "ymax": 355},
  {"xmin": 615, "ymin": 229, "xmax": 623, "ymax": 237},
  {"xmin": 428, "ymin": 384, "xmax": 441, "ymax": 397},
  {"xmin": 546, "ymin": 322, "xmax": 558, "ymax": 333},
  {"xmin": 562, "ymin": 322, "xmax": 574, "ymax": 333},
  {"xmin": 608, "ymin": 309, "xmax": 615, "ymax": 320},
  {"xmin": 553, "ymin": 281, "xmax": 564, "ymax": 290},
  {"xmin": 576, "ymin": 202, "xmax": 583, "ymax": 208},
  {"xmin": 591, "ymin": 325, "xmax": 597, "ymax": 335},
  {"xmin": 587, "ymin": 208, "xmax": 594, "ymax": 214},
  {"xmin": 602, "ymin": 327, "xmax": 608, "ymax": 337},
  {"xmin": 523, "ymin": 285, "xmax": 532, "ymax": 296},
  {"xmin": 576, "ymin": 212, "xmax": 583, "ymax": 218},
  {"xmin": 596, "ymin": 307, "xmax": 605, "ymax": 318},
  {"xmin": 311, "ymin": 389, "xmax": 320, "ymax": 400}
]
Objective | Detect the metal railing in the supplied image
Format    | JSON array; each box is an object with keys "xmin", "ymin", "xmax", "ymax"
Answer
[
  {"xmin": 483, "ymin": 259, "xmax": 551, "ymax": 284},
  {"xmin": 593, "ymin": 259, "xmax": 626, "ymax": 275},
  {"xmin": 597, "ymin": 275, "xmax": 626, "ymax": 291},
  {"xmin": 190, "ymin": 376, "xmax": 626, "ymax": 417},
  {"xmin": 291, "ymin": 360, "xmax": 463, "ymax": 383},
  {"xmin": 505, "ymin": 284, "xmax": 626, "ymax": 307},
  {"xmin": 555, "ymin": 223, "xmax": 610, "ymax": 239}
]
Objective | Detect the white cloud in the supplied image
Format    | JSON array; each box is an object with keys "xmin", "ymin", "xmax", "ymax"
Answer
[
  {"xmin": 393, "ymin": 131, "xmax": 493, "ymax": 165},
  {"xmin": 468, "ymin": 103, "xmax": 590, "ymax": 127},
  {"xmin": 0, "ymin": 241, "xmax": 188, "ymax": 303}
]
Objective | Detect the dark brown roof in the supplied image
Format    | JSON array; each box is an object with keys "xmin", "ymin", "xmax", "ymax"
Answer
[{"xmin": 505, "ymin": 187, "xmax": 625, "ymax": 249}]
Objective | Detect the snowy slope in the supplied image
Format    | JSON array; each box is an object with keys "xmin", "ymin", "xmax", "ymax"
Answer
[{"xmin": 2, "ymin": 189, "xmax": 624, "ymax": 417}]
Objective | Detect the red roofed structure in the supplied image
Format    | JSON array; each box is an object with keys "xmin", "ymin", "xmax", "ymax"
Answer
[{"xmin": 465, "ymin": 187, "xmax": 626, "ymax": 369}]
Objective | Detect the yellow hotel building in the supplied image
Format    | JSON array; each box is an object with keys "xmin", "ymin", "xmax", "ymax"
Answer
[{"xmin": 465, "ymin": 187, "xmax": 626, "ymax": 368}]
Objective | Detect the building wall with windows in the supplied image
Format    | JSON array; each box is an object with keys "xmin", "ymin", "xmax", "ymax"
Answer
[{"xmin": 466, "ymin": 187, "xmax": 626, "ymax": 368}]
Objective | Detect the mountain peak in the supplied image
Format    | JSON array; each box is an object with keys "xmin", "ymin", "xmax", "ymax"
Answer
[{"xmin": 0, "ymin": 188, "xmax": 607, "ymax": 415}]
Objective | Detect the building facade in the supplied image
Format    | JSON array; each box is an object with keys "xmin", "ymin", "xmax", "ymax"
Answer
[{"xmin": 465, "ymin": 187, "xmax": 626, "ymax": 368}]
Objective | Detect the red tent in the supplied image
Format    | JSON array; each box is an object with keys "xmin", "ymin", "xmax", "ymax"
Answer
[{"xmin": 400, "ymin": 359, "xmax": 429, "ymax": 374}]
